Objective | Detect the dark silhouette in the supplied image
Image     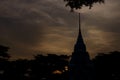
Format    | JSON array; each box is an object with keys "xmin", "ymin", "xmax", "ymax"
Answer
[
  {"xmin": 93, "ymin": 51, "xmax": 120, "ymax": 80},
  {"xmin": 3, "ymin": 59, "xmax": 30, "ymax": 80},
  {"xmin": 0, "ymin": 46, "xmax": 70, "ymax": 80},
  {"xmin": 0, "ymin": 45, "xmax": 120, "ymax": 80},
  {"xmin": 63, "ymin": 1, "xmax": 105, "ymax": 80},
  {"xmin": 0, "ymin": 45, "xmax": 10, "ymax": 60},
  {"xmin": 64, "ymin": 0, "xmax": 104, "ymax": 11},
  {"xmin": 0, "ymin": 45, "xmax": 10, "ymax": 80},
  {"xmin": 30, "ymin": 54, "xmax": 69, "ymax": 80},
  {"xmin": 69, "ymin": 13, "xmax": 94, "ymax": 80}
]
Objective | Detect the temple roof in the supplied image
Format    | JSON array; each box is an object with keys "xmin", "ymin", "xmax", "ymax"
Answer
[{"xmin": 70, "ymin": 13, "xmax": 90, "ymax": 64}]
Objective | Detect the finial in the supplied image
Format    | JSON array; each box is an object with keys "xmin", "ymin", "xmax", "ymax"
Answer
[{"xmin": 78, "ymin": 13, "xmax": 81, "ymax": 34}]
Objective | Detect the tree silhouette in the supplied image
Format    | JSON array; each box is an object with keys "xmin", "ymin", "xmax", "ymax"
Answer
[
  {"xmin": 0, "ymin": 45, "xmax": 10, "ymax": 80},
  {"xmin": 0, "ymin": 45, "xmax": 10, "ymax": 60},
  {"xmin": 3, "ymin": 59, "xmax": 30, "ymax": 80},
  {"xmin": 93, "ymin": 51, "xmax": 120, "ymax": 80},
  {"xmin": 1, "ymin": 45, "xmax": 120, "ymax": 80},
  {"xmin": 64, "ymin": 0, "xmax": 104, "ymax": 11},
  {"xmin": 0, "ymin": 50, "xmax": 70, "ymax": 80},
  {"xmin": 0, "ymin": 50, "xmax": 120, "ymax": 80},
  {"xmin": 30, "ymin": 54, "xmax": 70, "ymax": 80}
]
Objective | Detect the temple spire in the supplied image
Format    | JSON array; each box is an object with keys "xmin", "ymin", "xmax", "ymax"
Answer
[
  {"xmin": 79, "ymin": 13, "xmax": 81, "ymax": 34},
  {"xmin": 69, "ymin": 13, "xmax": 94, "ymax": 80},
  {"xmin": 74, "ymin": 13, "xmax": 86, "ymax": 53}
]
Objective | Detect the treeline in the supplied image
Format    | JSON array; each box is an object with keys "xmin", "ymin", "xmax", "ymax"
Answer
[{"xmin": 0, "ymin": 45, "xmax": 120, "ymax": 80}]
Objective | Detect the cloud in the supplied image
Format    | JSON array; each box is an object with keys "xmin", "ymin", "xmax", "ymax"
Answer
[
  {"xmin": 0, "ymin": 0, "xmax": 120, "ymax": 59},
  {"xmin": 80, "ymin": 0, "xmax": 120, "ymax": 57}
]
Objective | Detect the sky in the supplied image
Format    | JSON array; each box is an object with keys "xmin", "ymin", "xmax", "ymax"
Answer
[{"xmin": 0, "ymin": 0, "xmax": 120, "ymax": 60}]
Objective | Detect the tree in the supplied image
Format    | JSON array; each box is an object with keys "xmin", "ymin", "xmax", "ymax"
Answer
[
  {"xmin": 0, "ymin": 45, "xmax": 10, "ymax": 80},
  {"xmin": 64, "ymin": 0, "xmax": 104, "ymax": 11},
  {"xmin": 0, "ymin": 45, "xmax": 10, "ymax": 60},
  {"xmin": 30, "ymin": 54, "xmax": 70, "ymax": 80},
  {"xmin": 93, "ymin": 51, "xmax": 120, "ymax": 80}
]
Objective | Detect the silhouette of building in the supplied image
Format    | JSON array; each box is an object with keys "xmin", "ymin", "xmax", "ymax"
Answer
[{"xmin": 69, "ymin": 13, "xmax": 94, "ymax": 80}]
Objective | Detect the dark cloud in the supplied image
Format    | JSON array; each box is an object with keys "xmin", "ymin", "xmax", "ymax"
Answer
[
  {"xmin": 0, "ymin": 0, "xmax": 120, "ymax": 59},
  {"xmin": 80, "ymin": 0, "xmax": 120, "ymax": 57}
]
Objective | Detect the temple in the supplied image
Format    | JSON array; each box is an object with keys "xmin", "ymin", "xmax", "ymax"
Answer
[{"xmin": 69, "ymin": 13, "xmax": 94, "ymax": 80}]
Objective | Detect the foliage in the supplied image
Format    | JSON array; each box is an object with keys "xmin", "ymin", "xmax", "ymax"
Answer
[
  {"xmin": 93, "ymin": 51, "xmax": 120, "ymax": 80},
  {"xmin": 64, "ymin": 0, "xmax": 104, "ymax": 11},
  {"xmin": 0, "ymin": 45, "xmax": 10, "ymax": 60},
  {"xmin": 0, "ymin": 45, "xmax": 120, "ymax": 80},
  {"xmin": 0, "ymin": 52, "xmax": 70, "ymax": 80}
]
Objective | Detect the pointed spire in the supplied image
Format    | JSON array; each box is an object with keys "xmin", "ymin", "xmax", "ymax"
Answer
[
  {"xmin": 69, "ymin": 13, "xmax": 94, "ymax": 80},
  {"xmin": 78, "ymin": 13, "xmax": 82, "ymax": 36},
  {"xmin": 79, "ymin": 13, "xmax": 81, "ymax": 33},
  {"xmin": 70, "ymin": 13, "xmax": 88, "ymax": 64},
  {"xmin": 75, "ymin": 13, "xmax": 86, "ymax": 52}
]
